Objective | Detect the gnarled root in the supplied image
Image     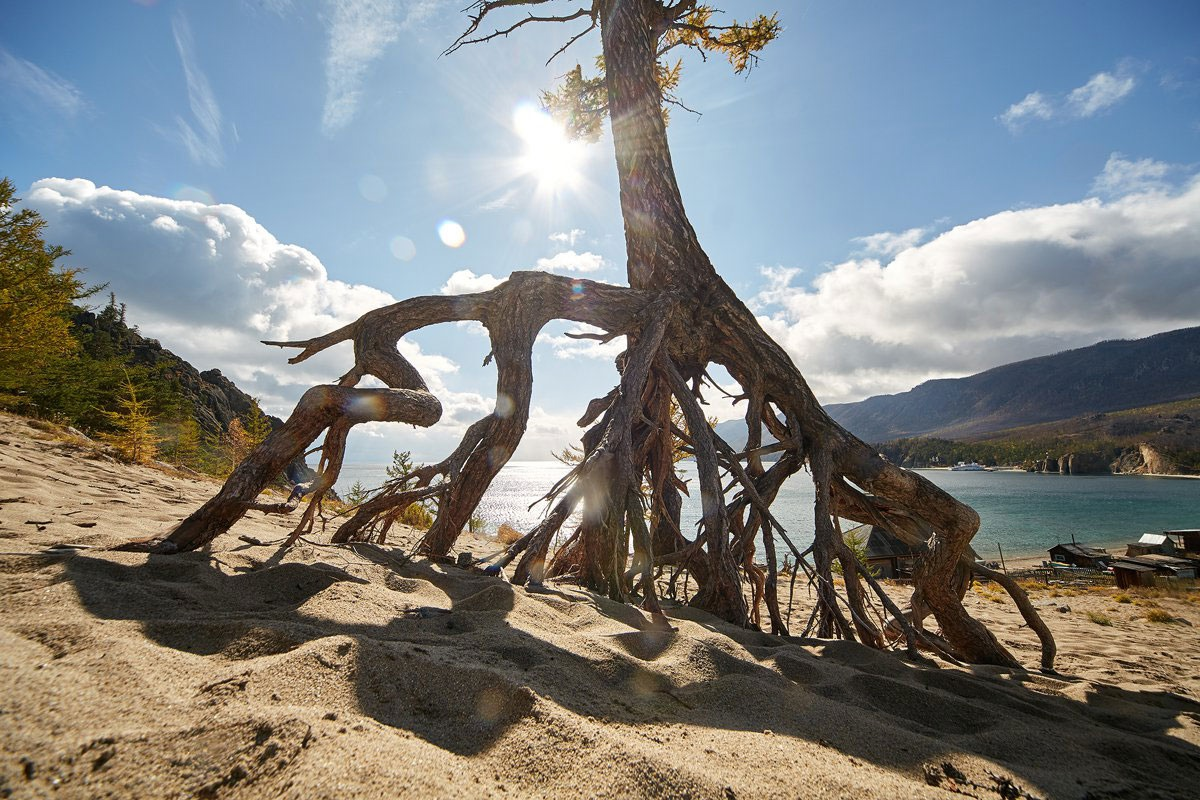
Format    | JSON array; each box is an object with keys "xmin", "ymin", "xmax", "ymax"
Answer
[{"xmin": 148, "ymin": 270, "xmax": 1055, "ymax": 669}]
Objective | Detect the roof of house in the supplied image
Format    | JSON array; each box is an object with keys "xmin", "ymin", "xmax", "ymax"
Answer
[
  {"xmin": 1132, "ymin": 553, "xmax": 1196, "ymax": 568},
  {"xmin": 1115, "ymin": 555, "xmax": 1195, "ymax": 573},
  {"xmin": 845, "ymin": 524, "xmax": 922, "ymax": 560},
  {"xmin": 1111, "ymin": 559, "xmax": 1158, "ymax": 573},
  {"xmin": 1048, "ymin": 543, "xmax": 1109, "ymax": 558},
  {"xmin": 1137, "ymin": 532, "xmax": 1171, "ymax": 546}
]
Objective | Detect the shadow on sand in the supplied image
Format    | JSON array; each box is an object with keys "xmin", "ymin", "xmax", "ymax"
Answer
[{"xmin": 50, "ymin": 543, "xmax": 1200, "ymax": 797}]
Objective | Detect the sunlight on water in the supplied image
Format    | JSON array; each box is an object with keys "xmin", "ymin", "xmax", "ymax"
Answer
[{"xmin": 336, "ymin": 462, "xmax": 1198, "ymax": 562}]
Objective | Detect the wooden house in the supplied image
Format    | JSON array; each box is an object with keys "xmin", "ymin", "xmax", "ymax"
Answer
[
  {"xmin": 1112, "ymin": 559, "xmax": 1158, "ymax": 589},
  {"xmin": 1047, "ymin": 543, "xmax": 1110, "ymax": 569},
  {"xmin": 1125, "ymin": 532, "xmax": 1177, "ymax": 557},
  {"xmin": 1111, "ymin": 554, "xmax": 1196, "ymax": 588},
  {"xmin": 1165, "ymin": 529, "xmax": 1200, "ymax": 554},
  {"xmin": 845, "ymin": 524, "xmax": 922, "ymax": 579},
  {"xmin": 1132, "ymin": 554, "xmax": 1197, "ymax": 579}
]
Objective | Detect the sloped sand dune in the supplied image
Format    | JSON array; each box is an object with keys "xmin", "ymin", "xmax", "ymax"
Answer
[{"xmin": 2, "ymin": 413, "xmax": 1198, "ymax": 799}]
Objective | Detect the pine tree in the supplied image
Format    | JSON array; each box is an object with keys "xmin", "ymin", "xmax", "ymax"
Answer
[
  {"xmin": 243, "ymin": 399, "xmax": 272, "ymax": 447},
  {"xmin": 0, "ymin": 177, "xmax": 97, "ymax": 400},
  {"xmin": 219, "ymin": 418, "xmax": 253, "ymax": 474},
  {"xmin": 166, "ymin": 416, "xmax": 203, "ymax": 468},
  {"xmin": 101, "ymin": 373, "xmax": 160, "ymax": 464}
]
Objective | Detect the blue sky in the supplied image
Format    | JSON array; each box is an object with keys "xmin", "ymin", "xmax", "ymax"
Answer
[{"xmin": 3, "ymin": 1, "xmax": 1199, "ymax": 461}]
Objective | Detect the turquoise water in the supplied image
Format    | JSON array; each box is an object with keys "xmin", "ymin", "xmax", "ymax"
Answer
[{"xmin": 336, "ymin": 462, "xmax": 1198, "ymax": 561}]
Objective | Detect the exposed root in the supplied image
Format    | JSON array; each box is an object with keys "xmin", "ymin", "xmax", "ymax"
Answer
[{"xmin": 143, "ymin": 258, "xmax": 1054, "ymax": 670}]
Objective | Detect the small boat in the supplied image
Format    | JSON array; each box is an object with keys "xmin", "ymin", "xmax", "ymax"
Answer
[{"xmin": 950, "ymin": 461, "xmax": 991, "ymax": 471}]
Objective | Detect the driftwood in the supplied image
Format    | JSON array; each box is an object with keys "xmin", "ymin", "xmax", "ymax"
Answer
[{"xmin": 129, "ymin": 0, "xmax": 1054, "ymax": 670}]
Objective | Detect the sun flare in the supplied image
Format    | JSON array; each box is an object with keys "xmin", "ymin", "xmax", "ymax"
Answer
[{"xmin": 513, "ymin": 103, "xmax": 586, "ymax": 193}]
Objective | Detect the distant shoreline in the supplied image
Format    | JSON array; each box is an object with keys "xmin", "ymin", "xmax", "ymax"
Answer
[{"xmin": 919, "ymin": 466, "xmax": 1200, "ymax": 479}]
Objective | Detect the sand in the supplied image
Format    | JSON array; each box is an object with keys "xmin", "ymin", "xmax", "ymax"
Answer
[{"xmin": 2, "ymin": 411, "xmax": 1199, "ymax": 799}]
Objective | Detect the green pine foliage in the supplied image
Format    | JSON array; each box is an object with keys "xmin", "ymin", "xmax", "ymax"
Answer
[
  {"xmin": 0, "ymin": 177, "xmax": 99, "ymax": 404},
  {"xmin": 100, "ymin": 373, "xmax": 160, "ymax": 464},
  {"xmin": 539, "ymin": 7, "xmax": 779, "ymax": 138},
  {"xmin": 344, "ymin": 481, "xmax": 372, "ymax": 506}
]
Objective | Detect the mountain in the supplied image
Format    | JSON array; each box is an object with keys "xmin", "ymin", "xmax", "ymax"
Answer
[
  {"xmin": 73, "ymin": 304, "xmax": 277, "ymax": 438},
  {"xmin": 825, "ymin": 327, "xmax": 1200, "ymax": 444}
]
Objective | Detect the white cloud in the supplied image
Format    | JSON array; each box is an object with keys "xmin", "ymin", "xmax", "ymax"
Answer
[
  {"xmin": 755, "ymin": 169, "xmax": 1200, "ymax": 404},
  {"xmin": 852, "ymin": 226, "xmax": 927, "ymax": 258},
  {"xmin": 321, "ymin": 0, "xmax": 401, "ymax": 135},
  {"xmin": 1091, "ymin": 153, "xmax": 1174, "ymax": 197},
  {"xmin": 1066, "ymin": 69, "xmax": 1137, "ymax": 117},
  {"xmin": 999, "ymin": 91, "xmax": 1053, "ymax": 132},
  {"xmin": 535, "ymin": 250, "xmax": 605, "ymax": 273},
  {"xmin": 171, "ymin": 12, "xmax": 225, "ymax": 166},
  {"xmin": 440, "ymin": 269, "xmax": 504, "ymax": 295},
  {"xmin": 549, "ymin": 228, "xmax": 585, "ymax": 246},
  {"xmin": 537, "ymin": 325, "xmax": 626, "ymax": 362},
  {"xmin": 24, "ymin": 179, "xmax": 477, "ymax": 425},
  {"xmin": 440, "ymin": 252, "xmax": 605, "ymax": 297},
  {"xmin": 478, "ymin": 187, "xmax": 519, "ymax": 211},
  {"xmin": 0, "ymin": 48, "xmax": 85, "ymax": 121},
  {"xmin": 1000, "ymin": 63, "xmax": 1138, "ymax": 132}
]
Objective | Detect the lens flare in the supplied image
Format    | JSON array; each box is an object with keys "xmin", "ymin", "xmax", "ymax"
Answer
[
  {"xmin": 359, "ymin": 174, "xmax": 387, "ymax": 202},
  {"xmin": 390, "ymin": 235, "xmax": 416, "ymax": 261},
  {"xmin": 438, "ymin": 220, "xmax": 466, "ymax": 248},
  {"xmin": 171, "ymin": 184, "xmax": 214, "ymax": 204},
  {"xmin": 494, "ymin": 393, "xmax": 514, "ymax": 419}
]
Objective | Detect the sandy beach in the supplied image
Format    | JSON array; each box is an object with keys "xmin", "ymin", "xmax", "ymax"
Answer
[{"xmin": 2, "ymin": 411, "xmax": 1199, "ymax": 799}]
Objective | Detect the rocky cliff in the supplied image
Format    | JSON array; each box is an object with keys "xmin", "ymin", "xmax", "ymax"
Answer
[{"xmin": 73, "ymin": 308, "xmax": 277, "ymax": 438}]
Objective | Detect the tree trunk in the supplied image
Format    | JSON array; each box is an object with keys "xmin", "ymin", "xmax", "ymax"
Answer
[{"xmin": 139, "ymin": 0, "xmax": 1054, "ymax": 669}]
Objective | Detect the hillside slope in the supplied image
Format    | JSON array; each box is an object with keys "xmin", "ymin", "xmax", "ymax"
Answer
[
  {"xmin": 826, "ymin": 327, "xmax": 1200, "ymax": 444},
  {"xmin": 72, "ymin": 304, "xmax": 276, "ymax": 437}
]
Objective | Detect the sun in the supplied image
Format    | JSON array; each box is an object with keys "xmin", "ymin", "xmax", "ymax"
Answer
[{"xmin": 512, "ymin": 103, "xmax": 587, "ymax": 193}]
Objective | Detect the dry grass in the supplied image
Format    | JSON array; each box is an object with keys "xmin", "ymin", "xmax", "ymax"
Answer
[
  {"xmin": 1113, "ymin": 593, "xmax": 1133, "ymax": 604},
  {"xmin": 1144, "ymin": 608, "xmax": 1176, "ymax": 624},
  {"xmin": 1086, "ymin": 611, "xmax": 1113, "ymax": 626},
  {"xmin": 496, "ymin": 523, "xmax": 522, "ymax": 545}
]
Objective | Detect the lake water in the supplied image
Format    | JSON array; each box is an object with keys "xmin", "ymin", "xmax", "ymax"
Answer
[{"xmin": 336, "ymin": 462, "xmax": 1198, "ymax": 562}]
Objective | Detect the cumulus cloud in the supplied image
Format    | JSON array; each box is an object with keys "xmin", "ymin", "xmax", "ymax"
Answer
[
  {"xmin": 1091, "ymin": 153, "xmax": 1175, "ymax": 197},
  {"xmin": 755, "ymin": 169, "xmax": 1200, "ymax": 404},
  {"xmin": 439, "ymin": 252, "xmax": 606, "ymax": 297},
  {"xmin": 0, "ymin": 48, "xmax": 85, "ymax": 124},
  {"xmin": 24, "ymin": 179, "xmax": 478, "ymax": 427},
  {"xmin": 1000, "ymin": 62, "xmax": 1138, "ymax": 132},
  {"xmin": 537, "ymin": 325, "xmax": 626, "ymax": 362},
  {"xmin": 321, "ymin": 0, "xmax": 401, "ymax": 135},
  {"xmin": 171, "ymin": 12, "xmax": 225, "ymax": 166},
  {"xmin": 851, "ymin": 227, "xmax": 928, "ymax": 258},
  {"xmin": 440, "ymin": 269, "xmax": 504, "ymax": 295},
  {"xmin": 535, "ymin": 250, "xmax": 605, "ymax": 273}
]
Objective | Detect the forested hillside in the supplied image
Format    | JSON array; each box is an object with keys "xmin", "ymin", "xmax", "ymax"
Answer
[{"xmin": 0, "ymin": 177, "xmax": 273, "ymax": 473}]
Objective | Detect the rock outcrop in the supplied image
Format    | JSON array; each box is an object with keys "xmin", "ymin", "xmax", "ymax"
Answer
[
  {"xmin": 1031, "ymin": 452, "xmax": 1109, "ymax": 474},
  {"xmin": 1111, "ymin": 443, "xmax": 1178, "ymax": 475}
]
